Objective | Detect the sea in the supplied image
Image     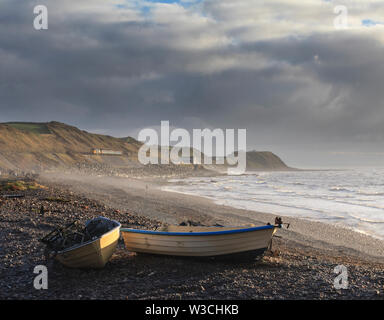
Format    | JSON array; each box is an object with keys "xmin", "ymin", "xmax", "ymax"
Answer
[{"xmin": 163, "ymin": 169, "xmax": 384, "ymax": 240}]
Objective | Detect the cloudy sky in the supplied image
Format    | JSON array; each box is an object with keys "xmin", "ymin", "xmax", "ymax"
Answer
[{"xmin": 1, "ymin": 0, "xmax": 384, "ymax": 167}]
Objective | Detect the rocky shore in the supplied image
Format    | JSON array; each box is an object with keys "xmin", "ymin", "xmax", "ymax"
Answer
[{"xmin": 1, "ymin": 177, "xmax": 384, "ymax": 300}]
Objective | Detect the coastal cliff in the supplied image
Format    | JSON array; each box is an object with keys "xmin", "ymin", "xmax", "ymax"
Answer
[{"xmin": 0, "ymin": 122, "xmax": 291, "ymax": 173}]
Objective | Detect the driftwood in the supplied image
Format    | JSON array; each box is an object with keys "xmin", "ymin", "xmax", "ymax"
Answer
[{"xmin": 2, "ymin": 194, "xmax": 25, "ymax": 199}]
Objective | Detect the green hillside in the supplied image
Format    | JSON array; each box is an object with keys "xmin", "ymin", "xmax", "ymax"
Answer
[{"xmin": 5, "ymin": 122, "xmax": 51, "ymax": 134}]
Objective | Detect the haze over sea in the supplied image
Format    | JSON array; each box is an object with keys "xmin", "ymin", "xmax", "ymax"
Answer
[{"xmin": 164, "ymin": 169, "xmax": 384, "ymax": 240}]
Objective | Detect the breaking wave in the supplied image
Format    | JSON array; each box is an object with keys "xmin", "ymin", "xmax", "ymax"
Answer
[{"xmin": 164, "ymin": 169, "xmax": 384, "ymax": 240}]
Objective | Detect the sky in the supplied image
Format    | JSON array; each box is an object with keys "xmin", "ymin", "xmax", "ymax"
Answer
[{"xmin": 1, "ymin": 0, "xmax": 384, "ymax": 168}]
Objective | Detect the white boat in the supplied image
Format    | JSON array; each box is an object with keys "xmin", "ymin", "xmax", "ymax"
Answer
[{"xmin": 121, "ymin": 224, "xmax": 278, "ymax": 258}]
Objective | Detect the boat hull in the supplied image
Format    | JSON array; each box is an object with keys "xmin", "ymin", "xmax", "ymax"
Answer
[
  {"xmin": 55, "ymin": 220, "xmax": 121, "ymax": 268},
  {"xmin": 121, "ymin": 225, "xmax": 275, "ymax": 257}
]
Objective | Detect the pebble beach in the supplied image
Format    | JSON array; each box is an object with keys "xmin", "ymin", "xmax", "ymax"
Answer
[{"xmin": 1, "ymin": 173, "xmax": 384, "ymax": 300}]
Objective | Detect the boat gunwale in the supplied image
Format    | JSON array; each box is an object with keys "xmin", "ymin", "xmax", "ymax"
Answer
[
  {"xmin": 120, "ymin": 225, "xmax": 275, "ymax": 236},
  {"xmin": 57, "ymin": 218, "xmax": 121, "ymax": 255}
]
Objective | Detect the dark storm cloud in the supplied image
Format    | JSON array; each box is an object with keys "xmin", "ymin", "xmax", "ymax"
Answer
[
  {"xmin": 244, "ymin": 33, "xmax": 384, "ymax": 145},
  {"xmin": 1, "ymin": 0, "xmax": 384, "ymax": 166}
]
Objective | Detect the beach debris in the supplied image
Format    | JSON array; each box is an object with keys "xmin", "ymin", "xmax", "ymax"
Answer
[
  {"xmin": 2, "ymin": 194, "xmax": 25, "ymax": 199},
  {"xmin": 41, "ymin": 197, "xmax": 70, "ymax": 203},
  {"xmin": 0, "ymin": 179, "xmax": 46, "ymax": 191}
]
